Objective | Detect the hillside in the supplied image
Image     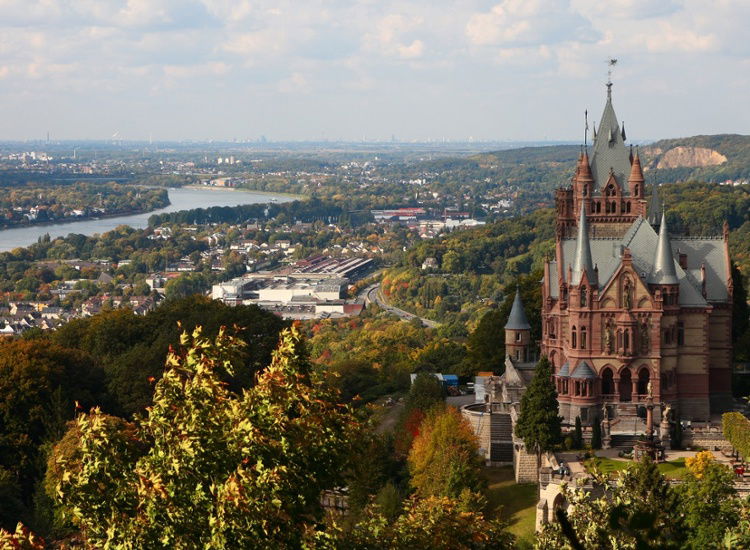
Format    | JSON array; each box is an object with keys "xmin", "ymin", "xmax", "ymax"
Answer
[{"xmin": 641, "ymin": 134, "xmax": 750, "ymax": 183}]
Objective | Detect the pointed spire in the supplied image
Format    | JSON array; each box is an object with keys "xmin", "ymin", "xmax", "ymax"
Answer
[
  {"xmin": 577, "ymin": 149, "xmax": 593, "ymax": 184},
  {"xmin": 505, "ymin": 287, "xmax": 530, "ymax": 330},
  {"xmin": 571, "ymin": 206, "xmax": 595, "ymax": 286},
  {"xmin": 650, "ymin": 211, "xmax": 679, "ymax": 285},
  {"xmin": 628, "ymin": 148, "xmax": 644, "ymax": 186},
  {"xmin": 647, "ymin": 182, "xmax": 663, "ymax": 226}
]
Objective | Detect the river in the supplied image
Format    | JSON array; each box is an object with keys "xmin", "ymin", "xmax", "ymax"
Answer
[{"xmin": 0, "ymin": 187, "xmax": 293, "ymax": 252}]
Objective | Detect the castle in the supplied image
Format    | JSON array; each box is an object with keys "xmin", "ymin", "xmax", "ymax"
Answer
[{"xmin": 507, "ymin": 83, "xmax": 733, "ymax": 425}]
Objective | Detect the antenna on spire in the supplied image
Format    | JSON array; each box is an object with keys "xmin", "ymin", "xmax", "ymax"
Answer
[{"xmin": 584, "ymin": 109, "xmax": 589, "ymax": 147}]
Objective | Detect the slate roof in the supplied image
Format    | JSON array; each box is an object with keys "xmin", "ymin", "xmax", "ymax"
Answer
[
  {"xmin": 571, "ymin": 208, "xmax": 595, "ymax": 286},
  {"xmin": 554, "ymin": 216, "xmax": 728, "ymax": 305},
  {"xmin": 590, "ymin": 85, "xmax": 632, "ymax": 195},
  {"xmin": 649, "ymin": 212, "xmax": 679, "ymax": 285},
  {"xmin": 647, "ymin": 182, "xmax": 663, "ymax": 226},
  {"xmin": 570, "ymin": 360, "xmax": 597, "ymax": 379},
  {"xmin": 557, "ymin": 361, "xmax": 570, "ymax": 378},
  {"xmin": 505, "ymin": 288, "xmax": 531, "ymax": 330}
]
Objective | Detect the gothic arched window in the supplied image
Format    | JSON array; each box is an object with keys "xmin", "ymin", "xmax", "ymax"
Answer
[
  {"xmin": 571, "ymin": 326, "xmax": 577, "ymax": 349},
  {"xmin": 581, "ymin": 327, "xmax": 587, "ymax": 349}
]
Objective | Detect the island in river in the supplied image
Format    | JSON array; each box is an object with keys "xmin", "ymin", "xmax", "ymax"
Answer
[
  {"xmin": 0, "ymin": 183, "xmax": 169, "ymax": 230},
  {"xmin": 0, "ymin": 186, "xmax": 293, "ymax": 252}
]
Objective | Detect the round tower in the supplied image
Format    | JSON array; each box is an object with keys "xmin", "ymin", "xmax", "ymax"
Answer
[{"xmin": 505, "ymin": 288, "xmax": 531, "ymax": 362}]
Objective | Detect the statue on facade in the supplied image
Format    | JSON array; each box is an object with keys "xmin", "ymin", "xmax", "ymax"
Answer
[
  {"xmin": 640, "ymin": 322, "xmax": 649, "ymax": 353},
  {"xmin": 623, "ymin": 282, "xmax": 632, "ymax": 309},
  {"xmin": 662, "ymin": 403, "xmax": 672, "ymax": 423},
  {"xmin": 604, "ymin": 324, "xmax": 613, "ymax": 354}
]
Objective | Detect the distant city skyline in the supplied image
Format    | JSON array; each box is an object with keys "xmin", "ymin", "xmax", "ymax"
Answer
[{"xmin": 1, "ymin": 0, "xmax": 749, "ymax": 142}]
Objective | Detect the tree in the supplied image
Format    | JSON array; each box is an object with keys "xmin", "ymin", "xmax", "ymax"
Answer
[
  {"xmin": 408, "ymin": 406, "xmax": 484, "ymax": 499},
  {"xmin": 49, "ymin": 325, "xmax": 360, "ymax": 548},
  {"xmin": 404, "ymin": 372, "xmax": 445, "ymax": 414},
  {"xmin": 0, "ymin": 340, "xmax": 105, "ymax": 510},
  {"xmin": 537, "ymin": 458, "xmax": 685, "ymax": 549},
  {"xmin": 164, "ymin": 272, "xmax": 207, "ymax": 299},
  {"xmin": 513, "ymin": 356, "xmax": 561, "ymax": 481},
  {"xmin": 573, "ymin": 416, "xmax": 583, "ymax": 449},
  {"xmin": 465, "ymin": 309, "xmax": 505, "ymax": 375},
  {"xmin": 591, "ymin": 416, "xmax": 602, "ymax": 450},
  {"xmin": 320, "ymin": 495, "xmax": 514, "ymax": 550},
  {"xmin": 678, "ymin": 456, "xmax": 738, "ymax": 548}
]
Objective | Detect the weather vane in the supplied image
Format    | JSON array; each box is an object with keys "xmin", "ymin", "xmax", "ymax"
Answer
[{"xmin": 607, "ymin": 58, "xmax": 618, "ymax": 86}]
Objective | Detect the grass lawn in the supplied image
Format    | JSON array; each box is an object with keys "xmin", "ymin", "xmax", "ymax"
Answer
[
  {"xmin": 584, "ymin": 456, "xmax": 688, "ymax": 479},
  {"xmin": 484, "ymin": 466, "xmax": 537, "ymax": 549}
]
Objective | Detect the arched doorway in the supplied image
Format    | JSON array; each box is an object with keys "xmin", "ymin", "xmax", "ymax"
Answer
[
  {"xmin": 619, "ymin": 369, "xmax": 632, "ymax": 402},
  {"xmin": 602, "ymin": 367, "xmax": 614, "ymax": 395},
  {"xmin": 552, "ymin": 493, "xmax": 567, "ymax": 523},
  {"xmin": 637, "ymin": 367, "xmax": 650, "ymax": 396}
]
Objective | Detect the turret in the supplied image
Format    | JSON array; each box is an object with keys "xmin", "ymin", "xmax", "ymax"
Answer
[
  {"xmin": 628, "ymin": 148, "xmax": 644, "ymax": 197},
  {"xmin": 649, "ymin": 211, "xmax": 679, "ymax": 305},
  {"xmin": 505, "ymin": 288, "xmax": 531, "ymax": 362}
]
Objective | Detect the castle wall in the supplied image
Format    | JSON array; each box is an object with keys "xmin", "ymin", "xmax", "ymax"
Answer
[{"xmin": 514, "ymin": 444, "xmax": 539, "ymax": 483}]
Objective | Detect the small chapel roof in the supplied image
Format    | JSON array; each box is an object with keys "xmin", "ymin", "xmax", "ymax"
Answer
[{"xmin": 570, "ymin": 360, "xmax": 597, "ymax": 379}]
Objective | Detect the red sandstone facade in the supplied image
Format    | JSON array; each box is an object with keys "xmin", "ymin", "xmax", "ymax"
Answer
[{"xmin": 537, "ymin": 86, "xmax": 733, "ymax": 424}]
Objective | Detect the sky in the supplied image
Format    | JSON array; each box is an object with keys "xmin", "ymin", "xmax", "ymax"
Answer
[{"xmin": 1, "ymin": 0, "xmax": 749, "ymax": 142}]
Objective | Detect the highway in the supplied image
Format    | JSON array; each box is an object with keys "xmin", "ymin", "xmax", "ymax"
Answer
[{"xmin": 364, "ymin": 283, "xmax": 439, "ymax": 328}]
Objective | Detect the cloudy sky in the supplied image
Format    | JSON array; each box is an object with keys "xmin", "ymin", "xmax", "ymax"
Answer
[{"xmin": 1, "ymin": 0, "xmax": 749, "ymax": 142}]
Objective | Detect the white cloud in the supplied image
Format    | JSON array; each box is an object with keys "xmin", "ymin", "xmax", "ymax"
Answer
[
  {"xmin": 0, "ymin": 0, "xmax": 747, "ymax": 140},
  {"xmin": 466, "ymin": 0, "xmax": 596, "ymax": 47},
  {"xmin": 278, "ymin": 72, "xmax": 310, "ymax": 94}
]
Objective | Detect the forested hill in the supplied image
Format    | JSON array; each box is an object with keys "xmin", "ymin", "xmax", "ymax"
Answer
[
  {"xmin": 473, "ymin": 144, "xmax": 580, "ymax": 165},
  {"xmin": 474, "ymin": 134, "xmax": 750, "ymax": 186}
]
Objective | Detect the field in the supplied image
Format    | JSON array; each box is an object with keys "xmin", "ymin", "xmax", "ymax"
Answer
[
  {"xmin": 484, "ymin": 466, "xmax": 537, "ymax": 549},
  {"xmin": 584, "ymin": 456, "xmax": 688, "ymax": 479}
]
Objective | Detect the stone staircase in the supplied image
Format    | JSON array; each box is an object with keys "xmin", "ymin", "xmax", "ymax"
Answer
[
  {"xmin": 610, "ymin": 434, "xmax": 643, "ymax": 449},
  {"xmin": 490, "ymin": 413, "xmax": 513, "ymax": 462}
]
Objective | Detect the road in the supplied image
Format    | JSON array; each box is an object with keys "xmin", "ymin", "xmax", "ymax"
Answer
[{"xmin": 364, "ymin": 283, "xmax": 439, "ymax": 328}]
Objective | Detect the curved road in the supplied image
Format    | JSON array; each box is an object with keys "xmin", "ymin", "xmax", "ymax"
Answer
[{"xmin": 364, "ymin": 283, "xmax": 439, "ymax": 328}]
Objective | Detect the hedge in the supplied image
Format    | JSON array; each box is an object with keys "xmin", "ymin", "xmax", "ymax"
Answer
[{"xmin": 722, "ymin": 412, "xmax": 750, "ymax": 460}]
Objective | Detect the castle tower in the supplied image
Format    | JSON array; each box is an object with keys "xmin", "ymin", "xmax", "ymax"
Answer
[{"xmin": 505, "ymin": 288, "xmax": 531, "ymax": 363}]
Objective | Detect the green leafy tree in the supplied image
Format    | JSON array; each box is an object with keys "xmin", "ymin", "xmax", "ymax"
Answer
[
  {"xmin": 573, "ymin": 416, "xmax": 583, "ymax": 449},
  {"xmin": 537, "ymin": 458, "xmax": 685, "ymax": 549},
  {"xmin": 591, "ymin": 416, "xmax": 602, "ymax": 450},
  {"xmin": 408, "ymin": 406, "xmax": 485, "ymax": 499},
  {"xmin": 514, "ymin": 356, "xmax": 561, "ymax": 480},
  {"xmin": 0, "ymin": 339, "xmax": 105, "ymax": 513},
  {"xmin": 678, "ymin": 458, "xmax": 738, "ymax": 549},
  {"xmin": 465, "ymin": 309, "xmax": 505, "ymax": 375},
  {"xmin": 319, "ymin": 495, "xmax": 514, "ymax": 550},
  {"xmin": 49, "ymin": 325, "xmax": 360, "ymax": 548},
  {"xmin": 404, "ymin": 372, "xmax": 445, "ymax": 414}
]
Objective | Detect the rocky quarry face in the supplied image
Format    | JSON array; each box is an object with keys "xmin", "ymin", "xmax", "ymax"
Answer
[{"xmin": 654, "ymin": 146, "xmax": 727, "ymax": 169}]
